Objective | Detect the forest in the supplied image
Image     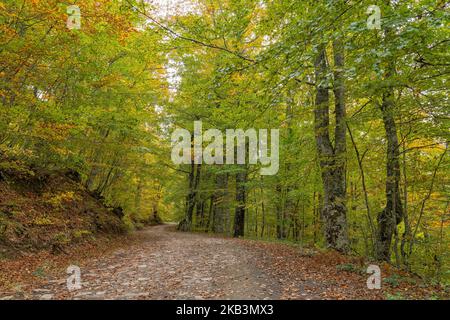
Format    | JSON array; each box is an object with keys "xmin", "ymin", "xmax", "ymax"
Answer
[{"xmin": 0, "ymin": 0, "xmax": 449, "ymax": 300}]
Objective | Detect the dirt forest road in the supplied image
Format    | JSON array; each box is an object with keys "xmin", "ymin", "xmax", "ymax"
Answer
[
  {"xmin": 2, "ymin": 224, "xmax": 389, "ymax": 300},
  {"xmin": 26, "ymin": 224, "xmax": 282, "ymax": 300}
]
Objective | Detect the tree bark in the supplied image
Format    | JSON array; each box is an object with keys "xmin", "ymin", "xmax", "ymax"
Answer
[
  {"xmin": 260, "ymin": 184, "xmax": 266, "ymax": 238},
  {"xmin": 275, "ymin": 184, "xmax": 286, "ymax": 239},
  {"xmin": 212, "ymin": 168, "xmax": 228, "ymax": 234},
  {"xmin": 376, "ymin": 15, "xmax": 404, "ymax": 260},
  {"xmin": 376, "ymin": 87, "xmax": 404, "ymax": 261},
  {"xmin": 313, "ymin": 43, "xmax": 349, "ymax": 252},
  {"xmin": 233, "ymin": 167, "xmax": 247, "ymax": 237},
  {"xmin": 179, "ymin": 161, "xmax": 201, "ymax": 231}
]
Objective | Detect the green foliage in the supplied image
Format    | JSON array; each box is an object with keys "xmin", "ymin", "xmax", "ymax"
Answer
[
  {"xmin": 44, "ymin": 192, "xmax": 78, "ymax": 209},
  {"xmin": 0, "ymin": 0, "xmax": 447, "ymax": 286},
  {"xmin": 72, "ymin": 229, "xmax": 93, "ymax": 241},
  {"xmin": 32, "ymin": 217, "xmax": 54, "ymax": 226},
  {"xmin": 386, "ymin": 292, "xmax": 406, "ymax": 300},
  {"xmin": 52, "ymin": 232, "xmax": 71, "ymax": 246},
  {"xmin": 384, "ymin": 274, "xmax": 402, "ymax": 288},
  {"xmin": 337, "ymin": 264, "xmax": 360, "ymax": 273}
]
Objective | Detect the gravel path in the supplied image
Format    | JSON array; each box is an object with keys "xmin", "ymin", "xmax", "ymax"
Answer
[{"xmin": 27, "ymin": 224, "xmax": 281, "ymax": 300}]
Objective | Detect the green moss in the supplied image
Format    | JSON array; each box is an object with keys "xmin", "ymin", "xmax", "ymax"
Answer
[
  {"xmin": 383, "ymin": 274, "xmax": 401, "ymax": 288},
  {"xmin": 52, "ymin": 232, "xmax": 71, "ymax": 245},
  {"xmin": 337, "ymin": 263, "xmax": 357, "ymax": 272},
  {"xmin": 32, "ymin": 217, "xmax": 54, "ymax": 226},
  {"xmin": 386, "ymin": 292, "xmax": 406, "ymax": 300},
  {"xmin": 72, "ymin": 229, "xmax": 92, "ymax": 240}
]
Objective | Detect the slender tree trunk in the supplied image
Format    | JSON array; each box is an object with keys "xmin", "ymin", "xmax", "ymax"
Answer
[
  {"xmin": 196, "ymin": 200, "xmax": 205, "ymax": 229},
  {"xmin": 179, "ymin": 161, "xmax": 201, "ymax": 231},
  {"xmin": 347, "ymin": 122, "xmax": 376, "ymax": 254},
  {"xmin": 212, "ymin": 169, "xmax": 228, "ymax": 234},
  {"xmin": 312, "ymin": 191, "xmax": 317, "ymax": 243},
  {"xmin": 85, "ymin": 129, "xmax": 110, "ymax": 191},
  {"xmin": 254, "ymin": 190, "xmax": 259, "ymax": 237},
  {"xmin": 97, "ymin": 157, "xmax": 119, "ymax": 195},
  {"xmin": 206, "ymin": 195, "xmax": 214, "ymax": 232},
  {"xmin": 400, "ymin": 139, "xmax": 411, "ymax": 268},
  {"xmin": 260, "ymin": 184, "xmax": 266, "ymax": 238},
  {"xmin": 179, "ymin": 161, "xmax": 195, "ymax": 231},
  {"xmin": 134, "ymin": 178, "xmax": 142, "ymax": 220},
  {"xmin": 233, "ymin": 167, "xmax": 247, "ymax": 237},
  {"xmin": 275, "ymin": 184, "xmax": 284, "ymax": 239},
  {"xmin": 376, "ymin": 58, "xmax": 404, "ymax": 261}
]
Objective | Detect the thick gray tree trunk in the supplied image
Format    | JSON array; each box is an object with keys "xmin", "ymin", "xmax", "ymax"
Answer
[{"xmin": 313, "ymin": 43, "xmax": 349, "ymax": 253}]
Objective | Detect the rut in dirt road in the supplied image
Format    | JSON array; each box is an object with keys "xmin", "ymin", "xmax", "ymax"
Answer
[{"xmin": 29, "ymin": 224, "xmax": 281, "ymax": 300}]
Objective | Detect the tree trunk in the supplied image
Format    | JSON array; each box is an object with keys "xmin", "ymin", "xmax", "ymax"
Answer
[
  {"xmin": 152, "ymin": 185, "xmax": 162, "ymax": 224},
  {"xmin": 313, "ymin": 43, "xmax": 349, "ymax": 252},
  {"xmin": 212, "ymin": 169, "xmax": 228, "ymax": 234},
  {"xmin": 260, "ymin": 185, "xmax": 266, "ymax": 238},
  {"xmin": 376, "ymin": 89, "xmax": 404, "ymax": 261},
  {"xmin": 376, "ymin": 15, "xmax": 404, "ymax": 260},
  {"xmin": 134, "ymin": 178, "xmax": 142, "ymax": 220},
  {"xmin": 206, "ymin": 195, "xmax": 214, "ymax": 232},
  {"xmin": 233, "ymin": 167, "xmax": 247, "ymax": 237},
  {"xmin": 179, "ymin": 162, "xmax": 201, "ymax": 231},
  {"xmin": 275, "ymin": 184, "xmax": 285, "ymax": 239},
  {"xmin": 282, "ymin": 97, "xmax": 296, "ymax": 240}
]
